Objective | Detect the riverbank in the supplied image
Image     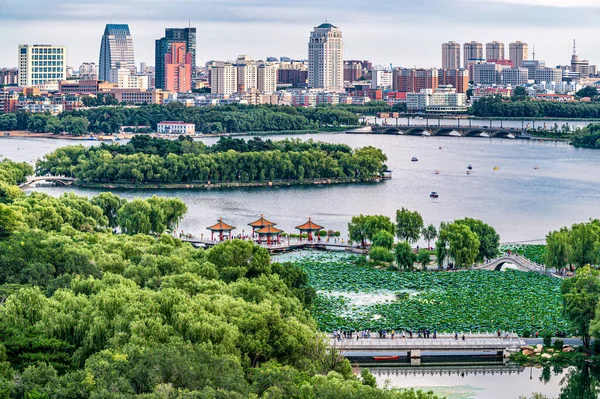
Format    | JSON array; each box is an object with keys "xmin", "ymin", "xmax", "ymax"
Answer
[{"xmin": 72, "ymin": 176, "xmax": 386, "ymax": 190}]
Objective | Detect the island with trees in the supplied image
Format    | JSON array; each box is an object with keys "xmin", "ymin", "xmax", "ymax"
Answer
[{"xmin": 35, "ymin": 136, "xmax": 389, "ymax": 189}]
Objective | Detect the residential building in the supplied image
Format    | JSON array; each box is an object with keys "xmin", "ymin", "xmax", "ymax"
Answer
[
  {"xmin": 344, "ymin": 61, "xmax": 362, "ymax": 82},
  {"xmin": 109, "ymin": 88, "xmax": 168, "ymax": 104},
  {"xmin": 486, "ymin": 41, "xmax": 505, "ymax": 61},
  {"xmin": 99, "ymin": 24, "xmax": 135, "ymax": 82},
  {"xmin": 157, "ymin": 121, "xmax": 195, "ymax": 134},
  {"xmin": 502, "ymin": 68, "xmax": 529, "ymax": 86},
  {"xmin": 235, "ymin": 55, "xmax": 257, "ymax": 92},
  {"xmin": 308, "ymin": 23, "xmax": 344, "ymax": 91},
  {"xmin": 78, "ymin": 62, "xmax": 97, "ymax": 80},
  {"xmin": 438, "ymin": 69, "xmax": 469, "ymax": 93},
  {"xmin": 0, "ymin": 68, "xmax": 18, "ymax": 86},
  {"xmin": 371, "ymin": 69, "xmax": 393, "ymax": 90},
  {"xmin": 278, "ymin": 69, "xmax": 308, "ymax": 88},
  {"xmin": 472, "ymin": 63, "xmax": 503, "ymax": 85},
  {"xmin": 257, "ymin": 64, "xmax": 277, "ymax": 93},
  {"xmin": 522, "ymin": 60, "xmax": 545, "ymax": 80},
  {"xmin": 509, "ymin": 41, "xmax": 528, "ymax": 68},
  {"xmin": 427, "ymin": 85, "xmax": 468, "ymax": 113},
  {"xmin": 442, "ymin": 41, "xmax": 461, "ymax": 70},
  {"xmin": 164, "ymin": 42, "xmax": 192, "ymax": 93},
  {"xmin": 463, "ymin": 42, "xmax": 483, "ymax": 68},
  {"xmin": 210, "ymin": 63, "xmax": 237, "ymax": 95},
  {"xmin": 18, "ymin": 44, "xmax": 67, "ymax": 87},
  {"xmin": 155, "ymin": 27, "xmax": 196, "ymax": 88},
  {"xmin": 535, "ymin": 67, "xmax": 563, "ymax": 84},
  {"xmin": 471, "ymin": 87, "xmax": 512, "ymax": 102},
  {"xmin": 19, "ymin": 100, "xmax": 63, "ymax": 115},
  {"xmin": 0, "ymin": 90, "xmax": 19, "ymax": 113},
  {"xmin": 392, "ymin": 68, "xmax": 438, "ymax": 92}
]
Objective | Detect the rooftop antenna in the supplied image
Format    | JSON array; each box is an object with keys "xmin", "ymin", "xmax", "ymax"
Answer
[
  {"xmin": 532, "ymin": 46, "xmax": 536, "ymax": 61},
  {"xmin": 573, "ymin": 39, "xmax": 577, "ymax": 56}
]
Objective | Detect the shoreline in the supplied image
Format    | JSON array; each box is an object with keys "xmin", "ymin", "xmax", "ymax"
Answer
[{"xmin": 71, "ymin": 176, "xmax": 385, "ymax": 190}]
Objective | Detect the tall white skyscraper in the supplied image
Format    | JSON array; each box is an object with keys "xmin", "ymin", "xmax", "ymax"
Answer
[
  {"xmin": 308, "ymin": 23, "xmax": 344, "ymax": 92},
  {"xmin": 99, "ymin": 24, "xmax": 135, "ymax": 82},
  {"xmin": 18, "ymin": 44, "xmax": 67, "ymax": 87}
]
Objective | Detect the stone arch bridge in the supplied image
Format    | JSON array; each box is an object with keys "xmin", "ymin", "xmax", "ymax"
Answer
[
  {"xmin": 473, "ymin": 255, "xmax": 544, "ymax": 273},
  {"xmin": 366, "ymin": 125, "xmax": 523, "ymax": 138},
  {"xmin": 19, "ymin": 176, "xmax": 76, "ymax": 188}
]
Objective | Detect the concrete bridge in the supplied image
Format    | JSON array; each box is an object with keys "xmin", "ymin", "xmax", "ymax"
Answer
[
  {"xmin": 19, "ymin": 176, "xmax": 76, "ymax": 188},
  {"xmin": 473, "ymin": 254, "xmax": 545, "ymax": 273},
  {"xmin": 364, "ymin": 363, "xmax": 525, "ymax": 377},
  {"xmin": 357, "ymin": 125, "xmax": 525, "ymax": 139}
]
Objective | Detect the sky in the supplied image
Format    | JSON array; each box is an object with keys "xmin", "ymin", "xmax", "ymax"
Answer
[{"xmin": 1, "ymin": 0, "xmax": 600, "ymax": 69}]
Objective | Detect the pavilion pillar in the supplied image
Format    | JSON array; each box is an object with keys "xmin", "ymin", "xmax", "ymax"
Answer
[
  {"xmin": 299, "ymin": 230, "xmax": 302, "ymax": 242},
  {"xmin": 220, "ymin": 231, "xmax": 223, "ymax": 241},
  {"xmin": 211, "ymin": 232, "xmax": 214, "ymax": 241}
]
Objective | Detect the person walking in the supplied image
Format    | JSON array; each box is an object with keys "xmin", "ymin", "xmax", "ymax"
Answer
[
  {"xmin": 454, "ymin": 331, "xmax": 458, "ymax": 340},
  {"xmin": 391, "ymin": 330, "xmax": 395, "ymax": 340}
]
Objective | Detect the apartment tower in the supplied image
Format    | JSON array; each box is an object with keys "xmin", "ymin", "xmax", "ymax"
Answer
[
  {"xmin": 308, "ymin": 23, "xmax": 344, "ymax": 91},
  {"xmin": 442, "ymin": 41, "xmax": 461, "ymax": 70}
]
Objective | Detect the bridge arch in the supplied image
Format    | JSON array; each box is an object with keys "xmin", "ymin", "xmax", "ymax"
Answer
[
  {"xmin": 405, "ymin": 128, "xmax": 430, "ymax": 136},
  {"xmin": 491, "ymin": 130, "xmax": 516, "ymax": 139},
  {"xmin": 433, "ymin": 128, "xmax": 461, "ymax": 137},
  {"xmin": 19, "ymin": 176, "xmax": 76, "ymax": 188},
  {"xmin": 463, "ymin": 129, "xmax": 490, "ymax": 138}
]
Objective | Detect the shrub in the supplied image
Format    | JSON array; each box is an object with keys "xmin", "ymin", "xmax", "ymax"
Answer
[
  {"xmin": 553, "ymin": 339, "xmax": 564, "ymax": 351},
  {"xmin": 543, "ymin": 333, "xmax": 552, "ymax": 347},
  {"xmin": 522, "ymin": 330, "xmax": 531, "ymax": 338},
  {"xmin": 369, "ymin": 246, "xmax": 394, "ymax": 263}
]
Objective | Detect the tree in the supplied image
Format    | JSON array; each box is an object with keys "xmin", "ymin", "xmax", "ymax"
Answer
[
  {"xmin": 568, "ymin": 221, "xmax": 600, "ymax": 268},
  {"xmin": 544, "ymin": 230, "xmax": 570, "ymax": 273},
  {"xmin": 0, "ymin": 203, "xmax": 23, "ymax": 238},
  {"xmin": 512, "ymin": 86, "xmax": 528, "ymax": 97},
  {"xmin": 394, "ymin": 242, "xmax": 415, "ymax": 271},
  {"xmin": 61, "ymin": 116, "xmax": 90, "ymax": 136},
  {"xmin": 455, "ymin": 218, "xmax": 500, "ymax": 262},
  {"xmin": 369, "ymin": 246, "xmax": 394, "ymax": 263},
  {"xmin": 91, "ymin": 192, "xmax": 127, "ymax": 228},
  {"xmin": 443, "ymin": 223, "xmax": 480, "ymax": 269},
  {"xmin": 416, "ymin": 249, "xmax": 432, "ymax": 268},
  {"xmin": 421, "ymin": 224, "xmax": 437, "ymax": 249},
  {"xmin": 348, "ymin": 215, "xmax": 394, "ymax": 247},
  {"xmin": 371, "ymin": 230, "xmax": 394, "ymax": 250},
  {"xmin": 562, "ymin": 266, "xmax": 600, "ymax": 348},
  {"xmin": 576, "ymin": 86, "xmax": 598, "ymax": 99},
  {"xmin": 117, "ymin": 199, "xmax": 153, "ymax": 235},
  {"xmin": 0, "ymin": 113, "xmax": 18, "ymax": 130},
  {"xmin": 395, "ymin": 208, "xmax": 423, "ymax": 243}
]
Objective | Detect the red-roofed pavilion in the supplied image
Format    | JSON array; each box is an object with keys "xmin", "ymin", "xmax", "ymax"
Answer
[
  {"xmin": 248, "ymin": 214, "xmax": 275, "ymax": 235},
  {"xmin": 207, "ymin": 218, "xmax": 235, "ymax": 241},
  {"xmin": 295, "ymin": 217, "xmax": 324, "ymax": 241},
  {"xmin": 255, "ymin": 224, "xmax": 283, "ymax": 245}
]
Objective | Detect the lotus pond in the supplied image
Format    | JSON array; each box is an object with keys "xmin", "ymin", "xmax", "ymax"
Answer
[{"xmin": 276, "ymin": 251, "xmax": 570, "ymax": 334}]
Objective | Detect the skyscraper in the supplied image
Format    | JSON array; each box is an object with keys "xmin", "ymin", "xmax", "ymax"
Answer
[
  {"xmin": 486, "ymin": 41, "xmax": 505, "ymax": 61},
  {"xmin": 99, "ymin": 24, "xmax": 135, "ymax": 82},
  {"xmin": 308, "ymin": 23, "xmax": 344, "ymax": 92},
  {"xmin": 509, "ymin": 41, "xmax": 528, "ymax": 68},
  {"xmin": 18, "ymin": 44, "xmax": 67, "ymax": 87},
  {"xmin": 155, "ymin": 28, "xmax": 197, "ymax": 89},
  {"xmin": 570, "ymin": 40, "xmax": 590, "ymax": 77},
  {"xmin": 164, "ymin": 42, "xmax": 192, "ymax": 93},
  {"xmin": 442, "ymin": 42, "xmax": 461, "ymax": 70},
  {"xmin": 463, "ymin": 42, "xmax": 484, "ymax": 68}
]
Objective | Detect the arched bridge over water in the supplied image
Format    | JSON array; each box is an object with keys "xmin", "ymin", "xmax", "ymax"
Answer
[
  {"xmin": 473, "ymin": 255, "xmax": 545, "ymax": 273},
  {"xmin": 361, "ymin": 125, "xmax": 524, "ymax": 139},
  {"xmin": 19, "ymin": 176, "xmax": 76, "ymax": 188}
]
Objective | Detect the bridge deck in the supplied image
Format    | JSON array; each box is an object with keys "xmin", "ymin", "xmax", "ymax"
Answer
[{"xmin": 331, "ymin": 337, "xmax": 524, "ymax": 352}]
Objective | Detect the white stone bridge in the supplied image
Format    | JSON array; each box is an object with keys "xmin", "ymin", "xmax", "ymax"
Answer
[
  {"xmin": 19, "ymin": 176, "xmax": 76, "ymax": 188},
  {"xmin": 473, "ymin": 254, "xmax": 545, "ymax": 273}
]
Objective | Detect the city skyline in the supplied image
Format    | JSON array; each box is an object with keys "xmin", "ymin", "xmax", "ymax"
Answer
[{"xmin": 1, "ymin": 0, "xmax": 600, "ymax": 69}]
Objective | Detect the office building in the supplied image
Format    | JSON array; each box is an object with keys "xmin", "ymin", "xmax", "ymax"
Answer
[
  {"xmin": 99, "ymin": 24, "xmax": 135, "ymax": 82},
  {"xmin": 442, "ymin": 41, "xmax": 461, "ymax": 70},
  {"xmin": 257, "ymin": 64, "xmax": 277, "ymax": 93},
  {"xmin": 278, "ymin": 69, "xmax": 308, "ymax": 88},
  {"xmin": 164, "ymin": 42, "xmax": 192, "ymax": 93},
  {"xmin": 155, "ymin": 27, "xmax": 197, "ymax": 89},
  {"xmin": 509, "ymin": 41, "xmax": 528, "ymax": 68},
  {"xmin": 371, "ymin": 69, "xmax": 393, "ymax": 90},
  {"xmin": 438, "ymin": 68, "xmax": 469, "ymax": 93},
  {"xmin": 502, "ymin": 68, "xmax": 529, "ymax": 86},
  {"xmin": 522, "ymin": 60, "xmax": 545, "ymax": 80},
  {"xmin": 463, "ymin": 42, "xmax": 483, "ymax": 68},
  {"xmin": 535, "ymin": 67, "xmax": 563, "ymax": 84},
  {"xmin": 79, "ymin": 62, "xmax": 98, "ymax": 80},
  {"xmin": 486, "ymin": 41, "xmax": 505, "ymax": 61},
  {"xmin": 18, "ymin": 44, "xmax": 67, "ymax": 87},
  {"xmin": 407, "ymin": 86, "xmax": 467, "ymax": 113},
  {"xmin": 393, "ymin": 68, "xmax": 438, "ymax": 93},
  {"xmin": 210, "ymin": 63, "xmax": 237, "ymax": 95},
  {"xmin": 157, "ymin": 121, "xmax": 195, "ymax": 134},
  {"xmin": 472, "ymin": 63, "xmax": 503, "ymax": 85},
  {"xmin": 308, "ymin": 23, "xmax": 344, "ymax": 91}
]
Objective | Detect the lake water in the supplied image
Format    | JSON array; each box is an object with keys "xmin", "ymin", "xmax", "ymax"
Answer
[{"xmin": 2, "ymin": 133, "xmax": 600, "ymax": 243}]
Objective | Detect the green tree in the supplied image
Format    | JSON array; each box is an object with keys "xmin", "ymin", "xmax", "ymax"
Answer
[
  {"xmin": 545, "ymin": 230, "xmax": 570, "ymax": 273},
  {"xmin": 443, "ymin": 223, "xmax": 480, "ymax": 269},
  {"xmin": 576, "ymin": 86, "xmax": 598, "ymax": 99},
  {"xmin": 394, "ymin": 242, "xmax": 415, "ymax": 271},
  {"xmin": 117, "ymin": 199, "xmax": 152, "ymax": 235},
  {"xmin": 61, "ymin": 115, "xmax": 90, "ymax": 136},
  {"xmin": 455, "ymin": 218, "xmax": 500, "ymax": 261},
  {"xmin": 0, "ymin": 113, "xmax": 18, "ymax": 130},
  {"xmin": 562, "ymin": 266, "xmax": 600, "ymax": 348},
  {"xmin": 371, "ymin": 230, "xmax": 394, "ymax": 250},
  {"xmin": 568, "ymin": 221, "xmax": 600, "ymax": 268},
  {"xmin": 395, "ymin": 208, "xmax": 423, "ymax": 243},
  {"xmin": 90, "ymin": 192, "xmax": 127, "ymax": 228},
  {"xmin": 369, "ymin": 247, "xmax": 394, "ymax": 263},
  {"xmin": 416, "ymin": 249, "xmax": 432, "ymax": 268},
  {"xmin": 512, "ymin": 86, "xmax": 528, "ymax": 97},
  {"xmin": 421, "ymin": 224, "xmax": 437, "ymax": 249},
  {"xmin": 348, "ymin": 215, "xmax": 394, "ymax": 247}
]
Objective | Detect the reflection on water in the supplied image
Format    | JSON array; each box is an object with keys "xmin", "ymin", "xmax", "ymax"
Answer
[{"xmin": 370, "ymin": 362, "xmax": 600, "ymax": 399}]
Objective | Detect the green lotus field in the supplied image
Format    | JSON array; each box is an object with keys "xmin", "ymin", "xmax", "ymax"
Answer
[{"xmin": 280, "ymin": 252, "xmax": 570, "ymax": 335}]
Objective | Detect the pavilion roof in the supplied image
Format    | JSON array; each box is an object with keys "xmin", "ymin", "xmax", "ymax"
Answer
[
  {"xmin": 248, "ymin": 214, "xmax": 276, "ymax": 228},
  {"xmin": 207, "ymin": 217, "xmax": 236, "ymax": 232},
  {"xmin": 295, "ymin": 217, "xmax": 324, "ymax": 231},
  {"xmin": 255, "ymin": 225, "xmax": 283, "ymax": 235}
]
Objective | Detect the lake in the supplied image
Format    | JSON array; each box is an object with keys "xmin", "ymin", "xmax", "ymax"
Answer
[{"xmin": 3, "ymin": 133, "xmax": 600, "ymax": 243}]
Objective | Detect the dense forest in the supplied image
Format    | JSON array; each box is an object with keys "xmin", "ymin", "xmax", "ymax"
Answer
[
  {"xmin": 470, "ymin": 95, "xmax": 600, "ymax": 119},
  {"xmin": 36, "ymin": 137, "xmax": 388, "ymax": 185},
  {"xmin": 0, "ymin": 159, "xmax": 439, "ymax": 399},
  {"xmin": 572, "ymin": 124, "xmax": 600, "ymax": 149},
  {"xmin": 0, "ymin": 103, "xmax": 362, "ymax": 135}
]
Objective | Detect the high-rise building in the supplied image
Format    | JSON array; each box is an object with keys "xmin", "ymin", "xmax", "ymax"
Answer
[
  {"xmin": 0, "ymin": 68, "xmax": 19, "ymax": 86},
  {"xmin": 570, "ymin": 40, "xmax": 590, "ymax": 77},
  {"xmin": 235, "ymin": 55, "xmax": 257, "ymax": 92},
  {"xmin": 522, "ymin": 60, "xmax": 545, "ymax": 80},
  {"xmin": 502, "ymin": 68, "xmax": 528, "ymax": 86},
  {"xmin": 371, "ymin": 69, "xmax": 393, "ymax": 90},
  {"xmin": 18, "ymin": 44, "xmax": 67, "ymax": 87},
  {"xmin": 463, "ymin": 42, "xmax": 483, "ymax": 68},
  {"xmin": 392, "ymin": 68, "xmax": 438, "ymax": 92},
  {"xmin": 472, "ymin": 63, "xmax": 503, "ymax": 85},
  {"xmin": 535, "ymin": 67, "xmax": 563, "ymax": 84},
  {"xmin": 165, "ymin": 42, "xmax": 192, "ymax": 93},
  {"xmin": 486, "ymin": 41, "xmax": 505, "ymax": 61},
  {"xmin": 344, "ymin": 61, "xmax": 362, "ymax": 82},
  {"xmin": 155, "ymin": 27, "xmax": 197, "ymax": 89},
  {"xmin": 257, "ymin": 64, "xmax": 277, "ymax": 93},
  {"xmin": 308, "ymin": 23, "xmax": 344, "ymax": 91},
  {"xmin": 509, "ymin": 41, "xmax": 528, "ymax": 68},
  {"xmin": 210, "ymin": 63, "xmax": 237, "ymax": 95},
  {"xmin": 99, "ymin": 24, "xmax": 135, "ymax": 82},
  {"xmin": 442, "ymin": 41, "xmax": 461, "ymax": 70},
  {"xmin": 438, "ymin": 69, "xmax": 469, "ymax": 93}
]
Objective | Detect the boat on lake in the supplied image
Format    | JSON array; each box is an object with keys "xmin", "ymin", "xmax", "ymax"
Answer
[
  {"xmin": 430, "ymin": 191, "xmax": 439, "ymax": 198},
  {"xmin": 411, "ymin": 157, "xmax": 419, "ymax": 162},
  {"xmin": 373, "ymin": 355, "xmax": 399, "ymax": 361},
  {"xmin": 467, "ymin": 164, "xmax": 473, "ymax": 170},
  {"xmin": 494, "ymin": 166, "xmax": 499, "ymax": 171}
]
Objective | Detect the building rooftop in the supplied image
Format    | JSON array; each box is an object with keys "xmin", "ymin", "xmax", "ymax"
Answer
[{"xmin": 317, "ymin": 23, "xmax": 337, "ymax": 29}]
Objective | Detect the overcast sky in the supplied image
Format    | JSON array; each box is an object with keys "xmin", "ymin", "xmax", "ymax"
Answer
[{"xmin": 1, "ymin": 0, "xmax": 600, "ymax": 69}]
